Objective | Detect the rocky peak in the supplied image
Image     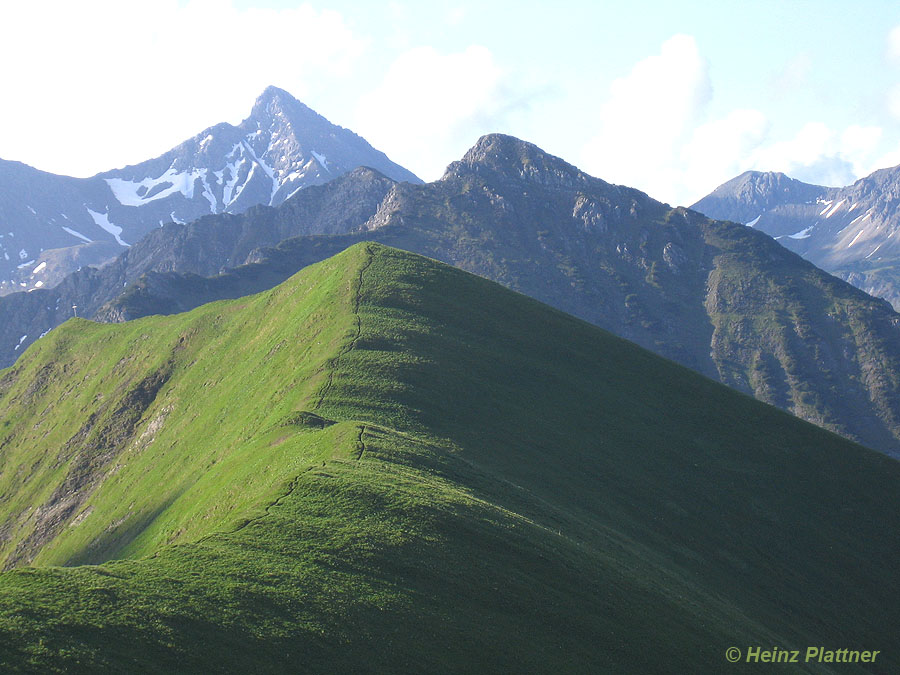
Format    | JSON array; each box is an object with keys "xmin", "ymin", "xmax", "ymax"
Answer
[
  {"xmin": 249, "ymin": 86, "xmax": 327, "ymax": 133},
  {"xmin": 445, "ymin": 134, "xmax": 606, "ymax": 193},
  {"xmin": 692, "ymin": 170, "xmax": 827, "ymax": 225},
  {"xmin": 723, "ymin": 171, "xmax": 823, "ymax": 203},
  {"xmin": 845, "ymin": 164, "xmax": 900, "ymax": 204}
]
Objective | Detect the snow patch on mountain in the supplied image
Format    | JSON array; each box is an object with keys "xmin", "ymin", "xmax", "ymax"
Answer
[
  {"xmin": 86, "ymin": 207, "xmax": 129, "ymax": 246},
  {"xmin": 240, "ymin": 140, "xmax": 278, "ymax": 203},
  {"xmin": 824, "ymin": 199, "xmax": 845, "ymax": 218},
  {"xmin": 0, "ymin": 87, "xmax": 421, "ymax": 298},
  {"xmin": 847, "ymin": 212, "xmax": 870, "ymax": 228},
  {"xmin": 866, "ymin": 243, "xmax": 883, "ymax": 259},
  {"xmin": 222, "ymin": 149, "xmax": 247, "ymax": 207},
  {"xmin": 285, "ymin": 185, "xmax": 305, "ymax": 201},
  {"xmin": 231, "ymin": 163, "xmax": 256, "ymax": 206},
  {"xmin": 311, "ymin": 151, "xmax": 330, "ymax": 171},
  {"xmin": 788, "ymin": 225, "xmax": 816, "ymax": 239},
  {"xmin": 62, "ymin": 226, "xmax": 92, "ymax": 243},
  {"xmin": 105, "ymin": 167, "xmax": 204, "ymax": 207},
  {"xmin": 199, "ymin": 171, "xmax": 217, "ymax": 212}
]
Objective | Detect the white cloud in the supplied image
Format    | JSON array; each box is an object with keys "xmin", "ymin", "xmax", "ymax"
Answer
[
  {"xmin": 773, "ymin": 52, "xmax": 813, "ymax": 93},
  {"xmin": 888, "ymin": 83, "xmax": 900, "ymax": 121},
  {"xmin": 871, "ymin": 142, "xmax": 900, "ymax": 173},
  {"xmin": 0, "ymin": 0, "xmax": 365, "ymax": 176},
  {"xmin": 747, "ymin": 123, "xmax": 886, "ymax": 187},
  {"xmin": 842, "ymin": 125, "xmax": 883, "ymax": 155},
  {"xmin": 682, "ymin": 109, "xmax": 770, "ymax": 197},
  {"xmin": 581, "ymin": 34, "xmax": 712, "ymax": 204},
  {"xmin": 581, "ymin": 35, "xmax": 893, "ymax": 204},
  {"xmin": 446, "ymin": 7, "xmax": 468, "ymax": 26},
  {"xmin": 748, "ymin": 123, "xmax": 852, "ymax": 186},
  {"xmin": 355, "ymin": 45, "xmax": 517, "ymax": 181},
  {"xmin": 888, "ymin": 24, "xmax": 900, "ymax": 63},
  {"xmin": 752, "ymin": 122, "xmax": 835, "ymax": 169}
]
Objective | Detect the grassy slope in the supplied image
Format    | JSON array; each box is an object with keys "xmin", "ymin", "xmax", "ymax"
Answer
[
  {"xmin": 0, "ymin": 248, "xmax": 362, "ymax": 568},
  {"xmin": 104, "ymin": 160, "xmax": 900, "ymax": 459},
  {"xmin": 0, "ymin": 243, "xmax": 897, "ymax": 673}
]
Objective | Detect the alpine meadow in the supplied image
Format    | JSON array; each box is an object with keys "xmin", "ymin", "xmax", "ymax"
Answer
[
  {"xmin": 3, "ymin": 3, "xmax": 900, "ymax": 672},
  {"xmin": 0, "ymin": 245, "xmax": 897, "ymax": 672}
]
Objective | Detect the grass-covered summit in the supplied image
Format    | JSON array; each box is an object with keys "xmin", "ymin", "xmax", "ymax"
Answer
[{"xmin": 0, "ymin": 243, "xmax": 897, "ymax": 673}]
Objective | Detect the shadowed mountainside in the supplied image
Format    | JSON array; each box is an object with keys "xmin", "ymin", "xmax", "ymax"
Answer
[
  {"xmin": 48, "ymin": 135, "xmax": 900, "ymax": 458},
  {"xmin": 0, "ymin": 243, "xmax": 897, "ymax": 672}
]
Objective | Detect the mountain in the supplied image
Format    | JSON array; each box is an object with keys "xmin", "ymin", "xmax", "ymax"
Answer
[
  {"xmin": 0, "ymin": 166, "xmax": 396, "ymax": 363},
  {"xmin": 6, "ymin": 135, "xmax": 900, "ymax": 459},
  {"xmin": 1, "ymin": 243, "xmax": 897, "ymax": 672},
  {"xmin": 0, "ymin": 86, "xmax": 419, "ymax": 294},
  {"xmin": 692, "ymin": 167, "xmax": 900, "ymax": 310}
]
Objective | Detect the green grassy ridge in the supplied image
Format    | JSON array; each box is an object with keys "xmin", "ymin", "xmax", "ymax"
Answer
[
  {"xmin": 0, "ymin": 428, "xmax": 771, "ymax": 673},
  {"xmin": 0, "ymin": 245, "xmax": 371, "ymax": 568},
  {"xmin": 0, "ymin": 243, "xmax": 897, "ymax": 672},
  {"xmin": 107, "ymin": 160, "xmax": 900, "ymax": 458},
  {"xmin": 87, "ymin": 135, "xmax": 900, "ymax": 458},
  {"xmin": 327, "ymin": 247, "xmax": 900, "ymax": 646}
]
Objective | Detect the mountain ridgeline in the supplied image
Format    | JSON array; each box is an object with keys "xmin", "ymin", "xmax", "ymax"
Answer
[
  {"xmin": 0, "ymin": 166, "xmax": 396, "ymax": 359},
  {"xmin": 693, "ymin": 167, "xmax": 900, "ymax": 311},
  {"xmin": 7, "ymin": 134, "xmax": 899, "ymax": 458},
  {"xmin": 0, "ymin": 86, "xmax": 419, "ymax": 293},
  {"xmin": 0, "ymin": 244, "xmax": 897, "ymax": 672}
]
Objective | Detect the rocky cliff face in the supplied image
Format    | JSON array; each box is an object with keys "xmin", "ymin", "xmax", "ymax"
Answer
[
  {"xmin": 693, "ymin": 167, "xmax": 900, "ymax": 311},
  {"xmin": 6, "ymin": 134, "xmax": 900, "ymax": 458},
  {"xmin": 0, "ymin": 167, "xmax": 396, "ymax": 364},
  {"xmin": 0, "ymin": 87, "xmax": 419, "ymax": 294}
]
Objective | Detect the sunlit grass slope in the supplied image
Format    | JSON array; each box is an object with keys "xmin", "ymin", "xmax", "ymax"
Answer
[{"xmin": 0, "ymin": 243, "xmax": 897, "ymax": 673}]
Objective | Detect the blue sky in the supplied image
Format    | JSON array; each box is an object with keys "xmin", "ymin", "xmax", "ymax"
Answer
[{"xmin": 3, "ymin": 0, "xmax": 900, "ymax": 205}]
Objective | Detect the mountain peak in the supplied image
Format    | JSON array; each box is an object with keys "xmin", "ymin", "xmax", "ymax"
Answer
[
  {"xmin": 253, "ymin": 85, "xmax": 303, "ymax": 108},
  {"xmin": 445, "ymin": 134, "xmax": 601, "ymax": 192},
  {"xmin": 733, "ymin": 170, "xmax": 814, "ymax": 191},
  {"xmin": 458, "ymin": 134, "xmax": 573, "ymax": 171},
  {"xmin": 250, "ymin": 85, "xmax": 319, "ymax": 124},
  {"xmin": 692, "ymin": 169, "xmax": 827, "ymax": 224},
  {"xmin": 257, "ymin": 84, "xmax": 293, "ymax": 101},
  {"xmin": 460, "ymin": 133, "xmax": 531, "ymax": 161}
]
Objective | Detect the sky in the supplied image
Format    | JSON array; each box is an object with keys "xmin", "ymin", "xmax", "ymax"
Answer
[{"xmin": 2, "ymin": 0, "xmax": 900, "ymax": 206}]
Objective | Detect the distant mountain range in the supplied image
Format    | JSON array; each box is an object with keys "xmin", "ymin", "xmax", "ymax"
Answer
[
  {"xmin": 0, "ymin": 86, "xmax": 419, "ymax": 293},
  {"xmin": 693, "ymin": 166, "xmax": 900, "ymax": 310},
  {"xmin": 6, "ymin": 133, "xmax": 900, "ymax": 459},
  {"xmin": 1, "ymin": 244, "xmax": 897, "ymax": 671}
]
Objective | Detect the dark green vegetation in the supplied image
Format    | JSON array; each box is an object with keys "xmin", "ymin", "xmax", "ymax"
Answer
[
  {"xmin": 0, "ymin": 244, "xmax": 897, "ymax": 673},
  {"xmin": 6, "ymin": 136, "xmax": 900, "ymax": 458},
  {"xmin": 74, "ymin": 135, "xmax": 900, "ymax": 458},
  {"xmin": 693, "ymin": 167, "xmax": 900, "ymax": 312},
  {"xmin": 0, "ymin": 165, "xmax": 396, "ymax": 366}
]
